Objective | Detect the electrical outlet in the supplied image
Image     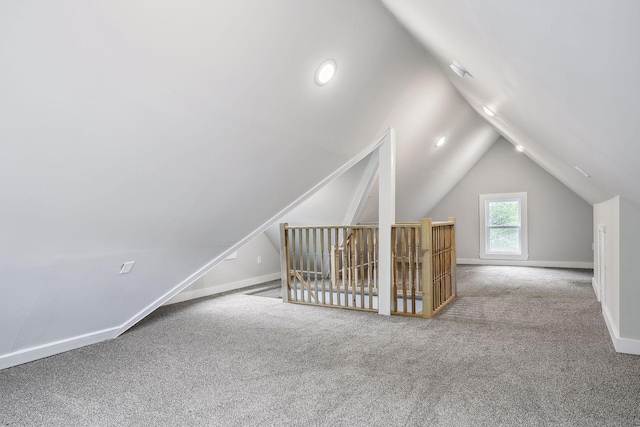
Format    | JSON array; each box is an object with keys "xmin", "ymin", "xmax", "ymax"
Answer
[
  {"xmin": 119, "ymin": 261, "xmax": 136, "ymax": 274},
  {"xmin": 257, "ymin": 256, "xmax": 262, "ymax": 264}
]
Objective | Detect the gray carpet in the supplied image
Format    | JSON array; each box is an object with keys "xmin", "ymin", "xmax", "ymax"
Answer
[{"xmin": 1, "ymin": 266, "xmax": 639, "ymax": 426}]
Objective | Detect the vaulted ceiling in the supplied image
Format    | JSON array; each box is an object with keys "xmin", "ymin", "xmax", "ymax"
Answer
[{"xmin": 380, "ymin": 0, "xmax": 640, "ymax": 206}]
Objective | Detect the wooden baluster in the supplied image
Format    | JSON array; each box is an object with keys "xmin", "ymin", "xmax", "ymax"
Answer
[
  {"xmin": 329, "ymin": 228, "xmax": 334, "ymax": 305},
  {"xmin": 344, "ymin": 229, "xmax": 349, "ymax": 307},
  {"xmin": 421, "ymin": 218, "xmax": 434, "ymax": 318},
  {"xmin": 352, "ymin": 229, "xmax": 358, "ymax": 307},
  {"xmin": 445, "ymin": 226, "xmax": 451, "ymax": 300},
  {"xmin": 403, "ymin": 226, "xmax": 410, "ymax": 313},
  {"xmin": 320, "ymin": 228, "xmax": 326, "ymax": 305},
  {"xmin": 436, "ymin": 226, "xmax": 440, "ymax": 307},
  {"xmin": 374, "ymin": 228, "xmax": 378, "ymax": 310},
  {"xmin": 312, "ymin": 228, "xmax": 317, "ymax": 303},
  {"xmin": 437, "ymin": 226, "xmax": 442, "ymax": 308},
  {"xmin": 409, "ymin": 226, "xmax": 416, "ymax": 315},
  {"xmin": 305, "ymin": 228, "xmax": 310, "ymax": 303},
  {"xmin": 367, "ymin": 228, "xmax": 373, "ymax": 310},
  {"xmin": 358, "ymin": 228, "xmax": 366, "ymax": 308},
  {"xmin": 391, "ymin": 227, "xmax": 397, "ymax": 313},
  {"xmin": 290, "ymin": 228, "xmax": 297, "ymax": 302},
  {"xmin": 340, "ymin": 228, "xmax": 345, "ymax": 306},
  {"xmin": 415, "ymin": 227, "xmax": 422, "ymax": 313},
  {"xmin": 279, "ymin": 224, "xmax": 290, "ymax": 302},
  {"xmin": 433, "ymin": 226, "xmax": 437, "ymax": 309},
  {"xmin": 438, "ymin": 226, "xmax": 442, "ymax": 305},
  {"xmin": 440, "ymin": 227, "xmax": 447, "ymax": 305}
]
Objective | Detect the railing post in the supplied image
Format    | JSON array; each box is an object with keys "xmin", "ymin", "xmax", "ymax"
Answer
[
  {"xmin": 279, "ymin": 223, "xmax": 290, "ymax": 302},
  {"xmin": 421, "ymin": 218, "xmax": 433, "ymax": 318},
  {"xmin": 448, "ymin": 217, "xmax": 457, "ymax": 298}
]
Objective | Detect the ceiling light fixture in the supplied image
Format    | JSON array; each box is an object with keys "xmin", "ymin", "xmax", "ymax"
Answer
[
  {"xmin": 515, "ymin": 145, "xmax": 525, "ymax": 152},
  {"xmin": 450, "ymin": 61, "xmax": 472, "ymax": 78},
  {"xmin": 435, "ymin": 135, "xmax": 446, "ymax": 147},
  {"xmin": 575, "ymin": 166, "xmax": 590, "ymax": 178},
  {"xmin": 315, "ymin": 59, "xmax": 336, "ymax": 86},
  {"xmin": 483, "ymin": 105, "xmax": 496, "ymax": 117}
]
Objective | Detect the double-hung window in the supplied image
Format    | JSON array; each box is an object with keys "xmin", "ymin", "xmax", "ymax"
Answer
[{"xmin": 479, "ymin": 192, "xmax": 528, "ymax": 260}]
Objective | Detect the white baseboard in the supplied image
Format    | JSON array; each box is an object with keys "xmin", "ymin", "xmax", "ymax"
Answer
[
  {"xmin": 457, "ymin": 258, "xmax": 594, "ymax": 269},
  {"xmin": 592, "ymin": 277, "xmax": 600, "ymax": 301},
  {"xmin": 602, "ymin": 306, "xmax": 640, "ymax": 355},
  {"xmin": 0, "ymin": 272, "xmax": 282, "ymax": 371},
  {"xmin": 0, "ymin": 327, "xmax": 119, "ymax": 371},
  {"xmin": 163, "ymin": 272, "xmax": 281, "ymax": 305}
]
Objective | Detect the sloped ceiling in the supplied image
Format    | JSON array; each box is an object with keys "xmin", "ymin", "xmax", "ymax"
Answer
[
  {"xmin": 380, "ymin": 0, "xmax": 640, "ymax": 206},
  {"xmin": 0, "ymin": 0, "xmax": 496, "ymax": 360}
]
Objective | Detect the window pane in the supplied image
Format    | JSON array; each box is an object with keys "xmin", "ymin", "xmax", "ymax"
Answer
[
  {"xmin": 488, "ymin": 200, "xmax": 520, "ymax": 226},
  {"xmin": 489, "ymin": 227, "xmax": 520, "ymax": 253}
]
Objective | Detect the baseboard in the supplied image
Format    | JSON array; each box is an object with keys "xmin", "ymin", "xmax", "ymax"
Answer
[
  {"xmin": 163, "ymin": 272, "xmax": 281, "ymax": 305},
  {"xmin": 602, "ymin": 306, "xmax": 640, "ymax": 355},
  {"xmin": 0, "ymin": 327, "xmax": 119, "ymax": 371},
  {"xmin": 457, "ymin": 258, "xmax": 594, "ymax": 269},
  {"xmin": 592, "ymin": 277, "xmax": 600, "ymax": 301}
]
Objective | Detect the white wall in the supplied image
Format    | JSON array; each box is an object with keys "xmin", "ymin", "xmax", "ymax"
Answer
[
  {"xmin": 265, "ymin": 152, "xmax": 374, "ymax": 246},
  {"xmin": 594, "ymin": 196, "xmax": 620, "ymax": 334},
  {"xmin": 165, "ymin": 233, "xmax": 280, "ymax": 305},
  {"xmin": 428, "ymin": 139, "xmax": 593, "ymax": 267},
  {"xmin": 593, "ymin": 196, "xmax": 640, "ymax": 354},
  {"xmin": 619, "ymin": 198, "xmax": 640, "ymax": 341}
]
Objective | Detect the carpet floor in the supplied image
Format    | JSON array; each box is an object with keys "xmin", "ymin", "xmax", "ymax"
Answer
[{"xmin": 1, "ymin": 265, "xmax": 639, "ymax": 426}]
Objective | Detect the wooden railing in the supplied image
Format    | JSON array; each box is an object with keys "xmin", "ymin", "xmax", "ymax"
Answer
[
  {"xmin": 391, "ymin": 218, "xmax": 457, "ymax": 317},
  {"xmin": 279, "ymin": 218, "xmax": 456, "ymax": 318},
  {"xmin": 425, "ymin": 218, "xmax": 457, "ymax": 318},
  {"xmin": 392, "ymin": 223, "xmax": 422, "ymax": 316},
  {"xmin": 279, "ymin": 224, "xmax": 378, "ymax": 311}
]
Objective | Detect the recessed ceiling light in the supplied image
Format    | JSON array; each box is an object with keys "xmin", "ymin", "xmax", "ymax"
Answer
[
  {"xmin": 315, "ymin": 59, "xmax": 336, "ymax": 86},
  {"xmin": 575, "ymin": 166, "xmax": 590, "ymax": 178},
  {"xmin": 483, "ymin": 105, "xmax": 496, "ymax": 117},
  {"xmin": 450, "ymin": 61, "xmax": 472, "ymax": 78},
  {"xmin": 435, "ymin": 135, "xmax": 446, "ymax": 147},
  {"xmin": 515, "ymin": 145, "xmax": 525, "ymax": 152}
]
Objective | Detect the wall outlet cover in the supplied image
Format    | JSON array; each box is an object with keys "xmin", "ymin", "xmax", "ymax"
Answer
[{"xmin": 119, "ymin": 261, "xmax": 136, "ymax": 274}]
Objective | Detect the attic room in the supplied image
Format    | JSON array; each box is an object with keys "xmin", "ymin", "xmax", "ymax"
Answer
[{"xmin": 2, "ymin": 1, "xmax": 640, "ymax": 425}]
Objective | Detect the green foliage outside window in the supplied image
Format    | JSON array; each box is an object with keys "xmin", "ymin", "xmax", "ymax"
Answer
[
  {"xmin": 488, "ymin": 200, "xmax": 520, "ymax": 253},
  {"xmin": 488, "ymin": 200, "xmax": 519, "ymax": 226}
]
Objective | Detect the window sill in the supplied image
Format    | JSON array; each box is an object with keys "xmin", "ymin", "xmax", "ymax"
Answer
[{"xmin": 479, "ymin": 253, "xmax": 529, "ymax": 261}]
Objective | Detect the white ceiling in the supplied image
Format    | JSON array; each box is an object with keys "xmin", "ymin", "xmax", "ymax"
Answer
[{"xmin": 380, "ymin": 0, "xmax": 640, "ymax": 206}]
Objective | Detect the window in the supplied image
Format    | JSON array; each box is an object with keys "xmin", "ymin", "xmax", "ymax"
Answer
[{"xmin": 479, "ymin": 192, "xmax": 528, "ymax": 260}]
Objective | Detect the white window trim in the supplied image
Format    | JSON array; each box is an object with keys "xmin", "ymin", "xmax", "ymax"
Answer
[{"xmin": 479, "ymin": 192, "xmax": 528, "ymax": 261}]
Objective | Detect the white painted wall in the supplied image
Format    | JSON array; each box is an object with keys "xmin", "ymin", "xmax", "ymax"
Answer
[
  {"xmin": 593, "ymin": 196, "xmax": 640, "ymax": 354},
  {"xmin": 264, "ymin": 153, "xmax": 374, "ymax": 246},
  {"xmin": 594, "ymin": 197, "xmax": 620, "ymax": 333},
  {"xmin": 619, "ymin": 198, "xmax": 640, "ymax": 341},
  {"xmin": 165, "ymin": 233, "xmax": 280, "ymax": 305},
  {"xmin": 427, "ymin": 139, "xmax": 593, "ymax": 267}
]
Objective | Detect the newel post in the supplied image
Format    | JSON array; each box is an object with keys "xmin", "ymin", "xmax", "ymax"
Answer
[
  {"xmin": 448, "ymin": 217, "xmax": 457, "ymax": 297},
  {"xmin": 279, "ymin": 223, "xmax": 290, "ymax": 302}
]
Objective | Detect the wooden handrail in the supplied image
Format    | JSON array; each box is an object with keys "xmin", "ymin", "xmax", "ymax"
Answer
[{"xmin": 284, "ymin": 224, "xmax": 379, "ymax": 230}]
